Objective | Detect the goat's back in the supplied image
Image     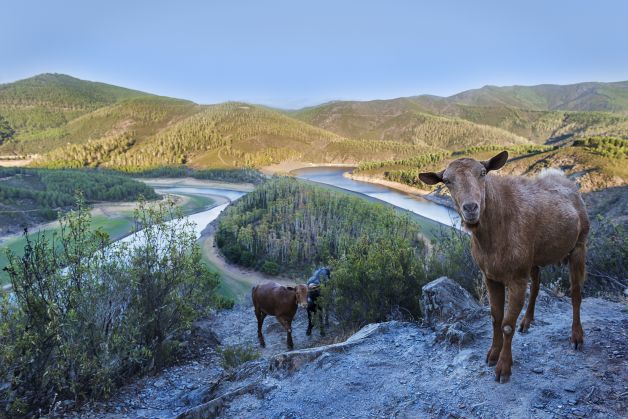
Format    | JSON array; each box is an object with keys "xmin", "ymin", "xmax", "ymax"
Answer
[
  {"xmin": 252, "ymin": 282, "xmax": 296, "ymax": 317},
  {"xmin": 484, "ymin": 172, "xmax": 589, "ymax": 269}
]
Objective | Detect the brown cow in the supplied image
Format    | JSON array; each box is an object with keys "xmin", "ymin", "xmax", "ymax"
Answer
[
  {"xmin": 252, "ymin": 282, "xmax": 308, "ymax": 350},
  {"xmin": 419, "ymin": 151, "xmax": 589, "ymax": 383}
]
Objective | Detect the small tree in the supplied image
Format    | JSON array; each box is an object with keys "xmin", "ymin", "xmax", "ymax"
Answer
[{"xmin": 0, "ymin": 196, "xmax": 224, "ymax": 416}]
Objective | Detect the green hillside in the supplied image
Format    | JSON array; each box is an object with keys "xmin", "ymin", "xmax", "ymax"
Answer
[
  {"xmin": 292, "ymin": 94, "xmax": 628, "ymax": 146},
  {"xmin": 0, "ymin": 74, "xmax": 154, "ymax": 153},
  {"xmin": 2, "ymin": 73, "xmax": 627, "ymax": 171},
  {"xmin": 353, "ymin": 140, "xmax": 627, "ymax": 196},
  {"xmin": 448, "ymin": 81, "xmax": 628, "ymax": 112}
]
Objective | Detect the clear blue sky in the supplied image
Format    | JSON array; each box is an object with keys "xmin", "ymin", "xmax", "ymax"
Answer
[{"xmin": 3, "ymin": 0, "xmax": 627, "ymax": 108}]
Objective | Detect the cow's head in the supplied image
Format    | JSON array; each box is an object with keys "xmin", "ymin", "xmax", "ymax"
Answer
[
  {"xmin": 419, "ymin": 151, "xmax": 508, "ymax": 226},
  {"xmin": 292, "ymin": 284, "xmax": 309, "ymax": 308}
]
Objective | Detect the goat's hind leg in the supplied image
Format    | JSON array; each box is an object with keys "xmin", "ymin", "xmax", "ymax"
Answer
[
  {"xmin": 519, "ymin": 266, "xmax": 540, "ymax": 333},
  {"xmin": 569, "ymin": 243, "xmax": 586, "ymax": 350},
  {"xmin": 255, "ymin": 308, "xmax": 266, "ymax": 348}
]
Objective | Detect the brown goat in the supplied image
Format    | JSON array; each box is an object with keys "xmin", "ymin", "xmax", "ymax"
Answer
[
  {"xmin": 252, "ymin": 282, "xmax": 308, "ymax": 350},
  {"xmin": 420, "ymin": 151, "xmax": 589, "ymax": 383}
]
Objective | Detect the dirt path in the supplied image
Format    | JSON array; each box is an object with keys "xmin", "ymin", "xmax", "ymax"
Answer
[{"xmin": 200, "ymin": 232, "xmax": 299, "ymax": 300}]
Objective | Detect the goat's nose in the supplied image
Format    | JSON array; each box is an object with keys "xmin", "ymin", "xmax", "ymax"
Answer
[{"xmin": 463, "ymin": 203, "xmax": 479, "ymax": 213}]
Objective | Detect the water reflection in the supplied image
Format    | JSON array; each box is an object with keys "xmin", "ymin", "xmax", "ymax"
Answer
[{"xmin": 293, "ymin": 167, "xmax": 460, "ymax": 228}]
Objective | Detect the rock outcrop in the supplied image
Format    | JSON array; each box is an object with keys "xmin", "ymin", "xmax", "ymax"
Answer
[
  {"xmin": 65, "ymin": 277, "xmax": 628, "ymax": 418},
  {"xmin": 421, "ymin": 276, "xmax": 483, "ymax": 345}
]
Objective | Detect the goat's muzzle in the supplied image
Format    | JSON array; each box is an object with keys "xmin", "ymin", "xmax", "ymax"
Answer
[{"xmin": 462, "ymin": 202, "xmax": 480, "ymax": 224}]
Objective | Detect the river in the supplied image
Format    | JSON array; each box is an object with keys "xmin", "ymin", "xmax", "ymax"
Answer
[
  {"xmin": 145, "ymin": 168, "xmax": 459, "ymax": 243},
  {"xmin": 292, "ymin": 167, "xmax": 460, "ymax": 228}
]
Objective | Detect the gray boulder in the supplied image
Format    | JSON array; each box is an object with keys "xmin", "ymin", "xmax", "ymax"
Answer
[{"xmin": 421, "ymin": 277, "xmax": 483, "ymax": 345}]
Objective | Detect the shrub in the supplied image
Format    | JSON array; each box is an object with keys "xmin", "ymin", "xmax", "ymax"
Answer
[
  {"xmin": 324, "ymin": 235, "xmax": 428, "ymax": 328},
  {"xmin": 0, "ymin": 196, "xmax": 224, "ymax": 416},
  {"xmin": 260, "ymin": 260, "xmax": 280, "ymax": 276},
  {"xmin": 427, "ymin": 226, "xmax": 483, "ymax": 299},
  {"xmin": 585, "ymin": 215, "xmax": 627, "ymax": 295},
  {"xmin": 218, "ymin": 345, "xmax": 260, "ymax": 369}
]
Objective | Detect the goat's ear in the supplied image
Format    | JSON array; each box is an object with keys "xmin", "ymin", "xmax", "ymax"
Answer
[
  {"xmin": 482, "ymin": 151, "xmax": 508, "ymax": 172},
  {"xmin": 418, "ymin": 170, "xmax": 444, "ymax": 185}
]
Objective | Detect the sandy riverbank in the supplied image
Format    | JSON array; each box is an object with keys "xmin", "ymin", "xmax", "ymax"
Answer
[
  {"xmin": 345, "ymin": 172, "xmax": 454, "ymax": 209},
  {"xmin": 261, "ymin": 160, "xmax": 355, "ymax": 175},
  {"xmin": 139, "ymin": 177, "xmax": 256, "ymax": 192}
]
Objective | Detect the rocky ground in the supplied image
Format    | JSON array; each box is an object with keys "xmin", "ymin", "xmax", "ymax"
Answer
[{"xmin": 59, "ymin": 278, "xmax": 627, "ymax": 418}]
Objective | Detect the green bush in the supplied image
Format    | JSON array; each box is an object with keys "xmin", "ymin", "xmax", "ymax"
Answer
[
  {"xmin": 324, "ymin": 235, "xmax": 428, "ymax": 328},
  {"xmin": 218, "ymin": 345, "xmax": 260, "ymax": 369},
  {"xmin": 0, "ymin": 196, "xmax": 224, "ymax": 416},
  {"xmin": 260, "ymin": 260, "xmax": 280, "ymax": 276},
  {"xmin": 427, "ymin": 227, "xmax": 483, "ymax": 297}
]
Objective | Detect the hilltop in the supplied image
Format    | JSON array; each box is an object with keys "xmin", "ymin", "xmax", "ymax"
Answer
[
  {"xmin": 291, "ymin": 86, "xmax": 628, "ymax": 145},
  {"xmin": 0, "ymin": 74, "xmax": 627, "ymax": 172}
]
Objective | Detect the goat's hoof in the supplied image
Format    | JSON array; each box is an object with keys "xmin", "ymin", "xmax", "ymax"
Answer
[
  {"xmin": 486, "ymin": 347, "xmax": 500, "ymax": 366},
  {"xmin": 494, "ymin": 358, "xmax": 512, "ymax": 384},
  {"xmin": 306, "ymin": 330, "xmax": 312, "ymax": 336},
  {"xmin": 518, "ymin": 317, "xmax": 533, "ymax": 333},
  {"xmin": 259, "ymin": 342, "xmax": 266, "ymax": 348},
  {"xmin": 571, "ymin": 324, "xmax": 584, "ymax": 350},
  {"xmin": 320, "ymin": 331, "xmax": 326, "ymax": 337}
]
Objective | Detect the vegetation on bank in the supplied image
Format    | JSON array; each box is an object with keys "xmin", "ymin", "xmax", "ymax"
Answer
[
  {"xmin": 354, "ymin": 144, "xmax": 557, "ymax": 190},
  {"xmin": 0, "ymin": 167, "xmax": 157, "ymax": 233},
  {"xmin": 127, "ymin": 166, "xmax": 266, "ymax": 184},
  {"xmin": 0, "ymin": 198, "xmax": 231, "ymax": 416},
  {"xmin": 215, "ymin": 177, "xmax": 440, "ymax": 326},
  {"xmin": 352, "ymin": 140, "xmax": 627, "ymax": 195},
  {"xmin": 215, "ymin": 177, "xmax": 426, "ymax": 277}
]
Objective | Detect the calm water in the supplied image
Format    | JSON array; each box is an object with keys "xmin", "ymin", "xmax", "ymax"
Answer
[
  {"xmin": 124, "ymin": 169, "xmax": 460, "ymax": 247},
  {"xmin": 292, "ymin": 167, "xmax": 460, "ymax": 228},
  {"xmin": 119, "ymin": 186, "xmax": 247, "ymax": 245}
]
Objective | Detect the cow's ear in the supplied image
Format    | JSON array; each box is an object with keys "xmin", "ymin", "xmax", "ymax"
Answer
[
  {"xmin": 418, "ymin": 170, "xmax": 444, "ymax": 185},
  {"xmin": 482, "ymin": 151, "xmax": 508, "ymax": 172}
]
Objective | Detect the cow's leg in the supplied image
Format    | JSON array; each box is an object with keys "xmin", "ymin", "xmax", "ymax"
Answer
[
  {"xmin": 255, "ymin": 308, "xmax": 266, "ymax": 348},
  {"xmin": 485, "ymin": 277, "xmax": 505, "ymax": 366},
  {"xmin": 519, "ymin": 266, "xmax": 540, "ymax": 333},
  {"xmin": 306, "ymin": 308, "xmax": 313, "ymax": 336},
  {"xmin": 277, "ymin": 316, "xmax": 294, "ymax": 350},
  {"xmin": 495, "ymin": 279, "xmax": 526, "ymax": 383},
  {"xmin": 569, "ymin": 242, "xmax": 586, "ymax": 350}
]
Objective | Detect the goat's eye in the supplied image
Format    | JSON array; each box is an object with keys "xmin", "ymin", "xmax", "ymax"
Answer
[{"xmin": 480, "ymin": 170, "xmax": 487, "ymax": 177}]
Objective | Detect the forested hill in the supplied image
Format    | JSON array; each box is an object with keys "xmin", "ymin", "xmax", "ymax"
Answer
[
  {"xmin": 0, "ymin": 167, "xmax": 157, "ymax": 235},
  {"xmin": 1, "ymin": 73, "xmax": 627, "ymax": 171},
  {"xmin": 215, "ymin": 177, "xmax": 425, "ymax": 277}
]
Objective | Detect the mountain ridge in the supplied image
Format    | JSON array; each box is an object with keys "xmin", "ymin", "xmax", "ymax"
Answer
[{"xmin": 1, "ymin": 73, "xmax": 627, "ymax": 170}]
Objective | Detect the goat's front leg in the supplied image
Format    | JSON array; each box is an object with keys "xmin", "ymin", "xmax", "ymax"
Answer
[
  {"xmin": 485, "ymin": 277, "xmax": 505, "ymax": 366},
  {"xmin": 277, "ymin": 316, "xmax": 294, "ymax": 350},
  {"xmin": 306, "ymin": 308, "xmax": 313, "ymax": 336},
  {"xmin": 496, "ymin": 280, "xmax": 526, "ymax": 383}
]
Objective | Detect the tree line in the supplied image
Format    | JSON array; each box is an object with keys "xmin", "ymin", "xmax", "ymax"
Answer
[{"xmin": 0, "ymin": 167, "xmax": 157, "ymax": 229}]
